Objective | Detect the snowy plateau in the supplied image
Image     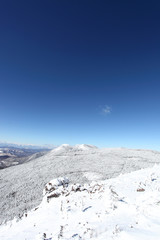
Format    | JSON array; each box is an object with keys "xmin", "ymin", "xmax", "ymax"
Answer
[{"xmin": 1, "ymin": 144, "xmax": 160, "ymax": 239}]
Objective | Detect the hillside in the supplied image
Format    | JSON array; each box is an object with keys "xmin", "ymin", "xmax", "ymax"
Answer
[
  {"xmin": 1, "ymin": 145, "xmax": 160, "ymax": 224},
  {"xmin": 0, "ymin": 164, "xmax": 160, "ymax": 239},
  {"xmin": 0, "ymin": 147, "xmax": 49, "ymax": 169}
]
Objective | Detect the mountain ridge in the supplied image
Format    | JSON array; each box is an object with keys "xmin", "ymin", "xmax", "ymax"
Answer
[
  {"xmin": 1, "ymin": 164, "xmax": 160, "ymax": 239},
  {"xmin": 1, "ymin": 146, "xmax": 160, "ymax": 224}
]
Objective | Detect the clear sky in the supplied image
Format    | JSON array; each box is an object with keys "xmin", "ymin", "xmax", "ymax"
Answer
[{"xmin": 0, "ymin": 0, "xmax": 160, "ymax": 149}]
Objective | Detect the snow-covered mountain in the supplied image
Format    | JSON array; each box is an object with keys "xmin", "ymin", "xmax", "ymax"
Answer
[
  {"xmin": 1, "ymin": 145, "xmax": 160, "ymax": 225},
  {"xmin": 1, "ymin": 164, "xmax": 160, "ymax": 240},
  {"xmin": 50, "ymin": 144, "xmax": 97, "ymax": 155}
]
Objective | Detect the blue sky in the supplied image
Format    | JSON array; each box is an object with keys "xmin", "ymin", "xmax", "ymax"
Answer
[{"xmin": 0, "ymin": 0, "xmax": 160, "ymax": 149}]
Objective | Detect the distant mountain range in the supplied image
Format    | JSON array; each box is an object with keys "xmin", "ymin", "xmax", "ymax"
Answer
[{"xmin": 0, "ymin": 141, "xmax": 56, "ymax": 150}]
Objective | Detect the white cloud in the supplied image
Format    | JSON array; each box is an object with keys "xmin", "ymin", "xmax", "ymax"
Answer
[{"xmin": 102, "ymin": 105, "xmax": 111, "ymax": 115}]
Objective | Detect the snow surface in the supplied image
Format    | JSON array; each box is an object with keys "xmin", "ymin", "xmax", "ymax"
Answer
[
  {"xmin": 1, "ymin": 165, "xmax": 160, "ymax": 239},
  {"xmin": 1, "ymin": 145, "xmax": 160, "ymax": 224},
  {"xmin": 50, "ymin": 144, "xmax": 97, "ymax": 154}
]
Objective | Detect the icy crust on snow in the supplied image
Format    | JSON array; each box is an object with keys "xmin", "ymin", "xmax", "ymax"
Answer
[{"xmin": 1, "ymin": 165, "xmax": 160, "ymax": 239}]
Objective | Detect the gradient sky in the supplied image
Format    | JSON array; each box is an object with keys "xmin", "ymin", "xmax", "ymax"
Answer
[{"xmin": 0, "ymin": 1, "xmax": 160, "ymax": 149}]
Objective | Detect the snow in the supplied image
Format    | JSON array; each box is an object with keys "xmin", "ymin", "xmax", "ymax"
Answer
[
  {"xmin": 1, "ymin": 165, "xmax": 160, "ymax": 240},
  {"xmin": 83, "ymin": 172, "xmax": 103, "ymax": 181},
  {"xmin": 1, "ymin": 146, "xmax": 160, "ymax": 224},
  {"xmin": 51, "ymin": 144, "xmax": 74, "ymax": 153},
  {"xmin": 50, "ymin": 144, "xmax": 97, "ymax": 154},
  {"xmin": 75, "ymin": 144, "xmax": 98, "ymax": 151}
]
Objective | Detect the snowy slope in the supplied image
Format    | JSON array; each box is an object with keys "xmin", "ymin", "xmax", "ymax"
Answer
[
  {"xmin": 1, "ymin": 145, "xmax": 160, "ymax": 224},
  {"xmin": 1, "ymin": 165, "xmax": 160, "ymax": 240}
]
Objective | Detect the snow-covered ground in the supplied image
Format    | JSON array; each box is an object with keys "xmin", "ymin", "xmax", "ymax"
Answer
[
  {"xmin": 1, "ymin": 145, "xmax": 160, "ymax": 224},
  {"xmin": 1, "ymin": 164, "xmax": 160, "ymax": 240}
]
